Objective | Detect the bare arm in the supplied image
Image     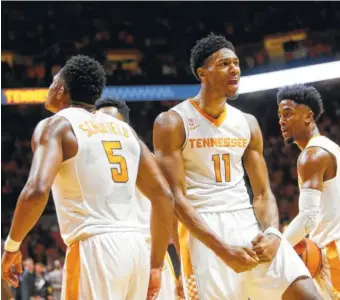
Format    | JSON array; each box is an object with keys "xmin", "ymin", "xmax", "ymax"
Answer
[
  {"xmin": 136, "ymin": 139, "xmax": 174, "ymax": 270},
  {"xmin": 283, "ymin": 147, "xmax": 328, "ymax": 246},
  {"xmin": 298, "ymin": 147, "xmax": 329, "ymax": 191},
  {"xmin": 8, "ymin": 117, "xmax": 68, "ymax": 243},
  {"xmin": 243, "ymin": 113, "xmax": 279, "ymax": 231},
  {"xmin": 153, "ymin": 111, "xmax": 231, "ymax": 258}
]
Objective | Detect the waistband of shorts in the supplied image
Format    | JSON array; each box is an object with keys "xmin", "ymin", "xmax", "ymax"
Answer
[{"xmin": 67, "ymin": 228, "xmax": 143, "ymax": 246}]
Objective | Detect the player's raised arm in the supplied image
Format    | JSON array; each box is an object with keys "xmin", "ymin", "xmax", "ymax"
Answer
[
  {"xmin": 283, "ymin": 147, "xmax": 327, "ymax": 246},
  {"xmin": 242, "ymin": 113, "xmax": 281, "ymax": 262},
  {"xmin": 153, "ymin": 111, "xmax": 259, "ymax": 273},
  {"xmin": 2, "ymin": 116, "xmax": 70, "ymax": 286}
]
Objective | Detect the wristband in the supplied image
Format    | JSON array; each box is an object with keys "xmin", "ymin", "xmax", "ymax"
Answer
[
  {"xmin": 264, "ymin": 227, "xmax": 282, "ymax": 239},
  {"xmin": 4, "ymin": 237, "xmax": 21, "ymax": 252}
]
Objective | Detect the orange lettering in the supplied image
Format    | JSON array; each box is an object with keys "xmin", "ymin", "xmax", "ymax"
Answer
[
  {"xmin": 189, "ymin": 139, "xmax": 195, "ymax": 148},
  {"xmin": 223, "ymin": 138, "xmax": 230, "ymax": 147},
  {"xmin": 196, "ymin": 139, "xmax": 203, "ymax": 148},
  {"xmin": 202, "ymin": 138, "xmax": 211, "ymax": 148}
]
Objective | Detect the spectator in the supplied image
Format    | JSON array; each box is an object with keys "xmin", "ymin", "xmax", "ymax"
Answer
[
  {"xmin": 20, "ymin": 258, "xmax": 36, "ymax": 300},
  {"xmin": 47, "ymin": 260, "xmax": 63, "ymax": 300}
]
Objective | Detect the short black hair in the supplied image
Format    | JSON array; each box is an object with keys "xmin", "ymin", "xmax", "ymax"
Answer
[
  {"xmin": 277, "ymin": 84, "xmax": 324, "ymax": 121},
  {"xmin": 190, "ymin": 33, "xmax": 236, "ymax": 81},
  {"xmin": 61, "ymin": 55, "xmax": 106, "ymax": 104},
  {"xmin": 95, "ymin": 96, "xmax": 130, "ymax": 124}
]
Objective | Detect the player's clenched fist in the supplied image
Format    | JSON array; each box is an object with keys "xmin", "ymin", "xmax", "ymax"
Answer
[
  {"xmin": 221, "ymin": 246, "xmax": 259, "ymax": 273},
  {"xmin": 147, "ymin": 268, "xmax": 162, "ymax": 300},
  {"xmin": 1, "ymin": 250, "xmax": 23, "ymax": 287}
]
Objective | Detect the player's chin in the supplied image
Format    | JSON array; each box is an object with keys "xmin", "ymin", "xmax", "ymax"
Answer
[
  {"xmin": 225, "ymin": 86, "xmax": 239, "ymax": 97},
  {"xmin": 45, "ymin": 101, "xmax": 57, "ymax": 113},
  {"xmin": 283, "ymin": 136, "xmax": 294, "ymax": 145}
]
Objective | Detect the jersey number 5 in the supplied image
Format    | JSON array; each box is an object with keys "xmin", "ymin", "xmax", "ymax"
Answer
[
  {"xmin": 102, "ymin": 141, "xmax": 129, "ymax": 183},
  {"xmin": 212, "ymin": 154, "xmax": 231, "ymax": 182}
]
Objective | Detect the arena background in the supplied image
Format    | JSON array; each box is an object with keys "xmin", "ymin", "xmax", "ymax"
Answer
[{"xmin": 1, "ymin": 2, "xmax": 340, "ymax": 299}]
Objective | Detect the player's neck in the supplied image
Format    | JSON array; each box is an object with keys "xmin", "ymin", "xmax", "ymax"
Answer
[
  {"xmin": 194, "ymin": 88, "xmax": 226, "ymax": 119},
  {"xmin": 70, "ymin": 101, "xmax": 95, "ymax": 112},
  {"xmin": 295, "ymin": 126, "xmax": 320, "ymax": 150}
]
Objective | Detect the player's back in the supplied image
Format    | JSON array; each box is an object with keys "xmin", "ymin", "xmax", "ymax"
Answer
[
  {"xmin": 171, "ymin": 99, "xmax": 251, "ymax": 213},
  {"xmin": 52, "ymin": 107, "xmax": 141, "ymax": 246},
  {"xmin": 303, "ymin": 136, "xmax": 340, "ymax": 247}
]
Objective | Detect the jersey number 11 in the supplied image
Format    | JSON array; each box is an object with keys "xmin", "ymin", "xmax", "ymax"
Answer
[{"xmin": 212, "ymin": 154, "xmax": 231, "ymax": 182}]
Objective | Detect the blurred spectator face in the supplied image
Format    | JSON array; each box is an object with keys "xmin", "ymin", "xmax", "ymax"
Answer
[
  {"xmin": 25, "ymin": 258, "xmax": 34, "ymax": 272},
  {"xmin": 35, "ymin": 263, "xmax": 44, "ymax": 275},
  {"xmin": 54, "ymin": 260, "xmax": 62, "ymax": 270}
]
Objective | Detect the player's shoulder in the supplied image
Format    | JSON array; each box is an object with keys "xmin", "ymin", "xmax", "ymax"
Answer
[
  {"xmin": 32, "ymin": 116, "xmax": 73, "ymax": 150},
  {"xmin": 154, "ymin": 109, "xmax": 184, "ymax": 132},
  {"xmin": 35, "ymin": 115, "xmax": 72, "ymax": 136},
  {"xmin": 241, "ymin": 112, "xmax": 259, "ymax": 129},
  {"xmin": 298, "ymin": 146, "xmax": 331, "ymax": 172}
]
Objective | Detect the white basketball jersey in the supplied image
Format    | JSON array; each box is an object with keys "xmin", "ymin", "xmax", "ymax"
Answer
[
  {"xmin": 171, "ymin": 99, "xmax": 252, "ymax": 213},
  {"xmin": 302, "ymin": 136, "xmax": 340, "ymax": 247},
  {"xmin": 52, "ymin": 108, "xmax": 141, "ymax": 246},
  {"xmin": 135, "ymin": 188, "xmax": 151, "ymax": 241}
]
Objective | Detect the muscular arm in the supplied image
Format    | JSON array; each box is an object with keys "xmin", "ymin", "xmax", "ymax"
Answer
[
  {"xmin": 8, "ymin": 117, "xmax": 68, "ymax": 244},
  {"xmin": 243, "ymin": 113, "xmax": 279, "ymax": 231},
  {"xmin": 136, "ymin": 140, "xmax": 174, "ymax": 269},
  {"xmin": 153, "ymin": 111, "xmax": 230, "ymax": 258},
  {"xmin": 283, "ymin": 147, "xmax": 328, "ymax": 246}
]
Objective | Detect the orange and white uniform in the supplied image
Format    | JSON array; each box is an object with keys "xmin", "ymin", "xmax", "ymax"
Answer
[
  {"xmin": 171, "ymin": 99, "xmax": 310, "ymax": 300},
  {"xmin": 135, "ymin": 188, "xmax": 178, "ymax": 300},
  {"xmin": 302, "ymin": 136, "xmax": 340, "ymax": 300},
  {"xmin": 52, "ymin": 108, "xmax": 149, "ymax": 300}
]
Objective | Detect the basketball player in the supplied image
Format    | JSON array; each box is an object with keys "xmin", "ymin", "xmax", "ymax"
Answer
[
  {"xmin": 94, "ymin": 96, "xmax": 181, "ymax": 300},
  {"xmin": 1, "ymin": 55, "xmax": 174, "ymax": 300},
  {"xmin": 277, "ymin": 84, "xmax": 340, "ymax": 299},
  {"xmin": 153, "ymin": 33, "xmax": 321, "ymax": 300}
]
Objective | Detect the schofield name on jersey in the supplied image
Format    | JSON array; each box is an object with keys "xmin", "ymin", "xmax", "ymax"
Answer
[
  {"xmin": 78, "ymin": 120, "xmax": 130, "ymax": 138},
  {"xmin": 188, "ymin": 137, "xmax": 248, "ymax": 148}
]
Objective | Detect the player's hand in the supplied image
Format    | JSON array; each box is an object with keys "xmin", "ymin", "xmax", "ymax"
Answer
[
  {"xmin": 176, "ymin": 274, "xmax": 185, "ymax": 299},
  {"xmin": 251, "ymin": 232, "xmax": 281, "ymax": 263},
  {"xmin": 1, "ymin": 250, "xmax": 23, "ymax": 287},
  {"xmin": 147, "ymin": 268, "xmax": 162, "ymax": 300},
  {"xmin": 222, "ymin": 246, "xmax": 259, "ymax": 273}
]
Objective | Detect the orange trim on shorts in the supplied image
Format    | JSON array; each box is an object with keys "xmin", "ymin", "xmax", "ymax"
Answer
[
  {"xmin": 326, "ymin": 241, "xmax": 340, "ymax": 292},
  {"xmin": 189, "ymin": 99, "xmax": 227, "ymax": 127},
  {"xmin": 64, "ymin": 241, "xmax": 81, "ymax": 300},
  {"xmin": 178, "ymin": 222, "xmax": 201, "ymax": 300}
]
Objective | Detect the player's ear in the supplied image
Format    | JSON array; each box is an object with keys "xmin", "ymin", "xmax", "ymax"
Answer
[
  {"xmin": 56, "ymin": 86, "xmax": 65, "ymax": 100},
  {"xmin": 197, "ymin": 67, "xmax": 207, "ymax": 83},
  {"xmin": 305, "ymin": 109, "xmax": 314, "ymax": 125}
]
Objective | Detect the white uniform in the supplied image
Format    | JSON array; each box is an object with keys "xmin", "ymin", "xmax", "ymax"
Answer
[
  {"xmin": 301, "ymin": 136, "xmax": 340, "ymax": 299},
  {"xmin": 172, "ymin": 99, "xmax": 310, "ymax": 300},
  {"xmin": 52, "ymin": 108, "xmax": 149, "ymax": 300},
  {"xmin": 135, "ymin": 189, "xmax": 178, "ymax": 300}
]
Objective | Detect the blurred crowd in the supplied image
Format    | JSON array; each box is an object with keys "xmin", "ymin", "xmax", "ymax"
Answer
[
  {"xmin": 2, "ymin": 2, "xmax": 340, "ymax": 298},
  {"xmin": 2, "ymin": 2, "xmax": 340, "ymax": 88}
]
